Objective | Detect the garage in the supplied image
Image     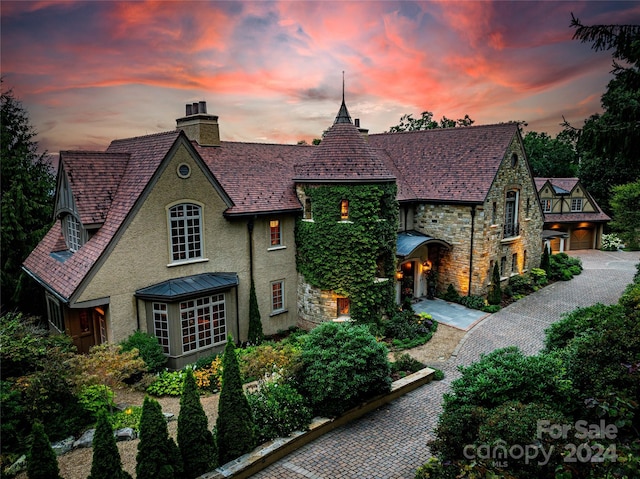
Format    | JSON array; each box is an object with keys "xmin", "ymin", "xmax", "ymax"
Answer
[{"xmin": 570, "ymin": 228, "xmax": 594, "ymax": 250}]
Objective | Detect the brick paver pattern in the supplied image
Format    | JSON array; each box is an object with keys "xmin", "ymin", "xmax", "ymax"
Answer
[{"xmin": 252, "ymin": 250, "xmax": 639, "ymax": 479}]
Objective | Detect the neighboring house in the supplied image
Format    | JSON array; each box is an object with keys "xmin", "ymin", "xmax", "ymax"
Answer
[
  {"xmin": 24, "ymin": 99, "xmax": 544, "ymax": 367},
  {"xmin": 535, "ymin": 178, "xmax": 610, "ymax": 252}
]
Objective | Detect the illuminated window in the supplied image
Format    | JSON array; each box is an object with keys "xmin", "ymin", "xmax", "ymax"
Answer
[
  {"xmin": 180, "ymin": 294, "xmax": 226, "ymax": 353},
  {"xmin": 271, "ymin": 280, "xmax": 284, "ymax": 312},
  {"xmin": 270, "ymin": 220, "xmax": 282, "ymax": 246},
  {"xmin": 571, "ymin": 198, "xmax": 583, "ymax": 212},
  {"xmin": 153, "ymin": 303, "xmax": 170, "ymax": 354},
  {"xmin": 169, "ymin": 203, "xmax": 202, "ymax": 262},
  {"xmin": 337, "ymin": 297, "xmax": 350, "ymax": 317},
  {"xmin": 541, "ymin": 199, "xmax": 552, "ymax": 213},
  {"xmin": 340, "ymin": 199, "xmax": 349, "ymax": 220}
]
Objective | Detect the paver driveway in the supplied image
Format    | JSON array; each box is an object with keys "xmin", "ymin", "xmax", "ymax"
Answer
[{"xmin": 253, "ymin": 250, "xmax": 639, "ymax": 479}]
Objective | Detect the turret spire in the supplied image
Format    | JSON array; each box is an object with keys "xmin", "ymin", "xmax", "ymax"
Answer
[{"xmin": 334, "ymin": 71, "xmax": 352, "ymax": 124}]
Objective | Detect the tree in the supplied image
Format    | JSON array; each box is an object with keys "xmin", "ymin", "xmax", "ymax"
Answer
[
  {"xmin": 247, "ymin": 278, "xmax": 264, "ymax": 345},
  {"xmin": 216, "ymin": 337, "xmax": 255, "ymax": 465},
  {"xmin": 487, "ymin": 262, "xmax": 502, "ymax": 305},
  {"xmin": 1, "ymin": 84, "xmax": 56, "ymax": 315},
  {"xmin": 177, "ymin": 368, "xmax": 217, "ymax": 478},
  {"xmin": 136, "ymin": 396, "xmax": 181, "ymax": 479},
  {"xmin": 610, "ymin": 180, "xmax": 640, "ymax": 249},
  {"xmin": 522, "ymin": 131, "xmax": 578, "ymax": 177},
  {"xmin": 26, "ymin": 421, "xmax": 62, "ymax": 479},
  {"xmin": 564, "ymin": 15, "xmax": 640, "ymax": 215},
  {"xmin": 387, "ymin": 110, "xmax": 474, "ymax": 132},
  {"xmin": 540, "ymin": 243, "xmax": 551, "ymax": 277},
  {"xmin": 88, "ymin": 410, "xmax": 132, "ymax": 479}
]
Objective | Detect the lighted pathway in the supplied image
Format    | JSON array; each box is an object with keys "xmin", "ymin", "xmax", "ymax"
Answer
[{"xmin": 252, "ymin": 250, "xmax": 638, "ymax": 479}]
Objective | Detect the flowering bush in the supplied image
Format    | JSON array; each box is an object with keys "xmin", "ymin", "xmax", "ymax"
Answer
[
  {"xmin": 193, "ymin": 356, "xmax": 223, "ymax": 392},
  {"xmin": 111, "ymin": 406, "xmax": 142, "ymax": 432},
  {"xmin": 602, "ymin": 233, "xmax": 623, "ymax": 251},
  {"xmin": 238, "ymin": 343, "xmax": 302, "ymax": 383}
]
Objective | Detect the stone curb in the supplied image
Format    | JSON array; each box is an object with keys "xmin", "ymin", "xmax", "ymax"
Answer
[{"xmin": 200, "ymin": 367, "xmax": 436, "ymax": 479}]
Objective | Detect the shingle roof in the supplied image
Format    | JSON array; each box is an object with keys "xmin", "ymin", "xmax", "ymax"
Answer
[
  {"xmin": 294, "ymin": 122, "xmax": 395, "ymax": 183},
  {"xmin": 368, "ymin": 123, "xmax": 520, "ymax": 203},
  {"xmin": 60, "ymin": 151, "xmax": 129, "ymax": 225},
  {"xmin": 534, "ymin": 177, "xmax": 611, "ymax": 223},
  {"xmin": 135, "ymin": 272, "xmax": 238, "ymax": 301},
  {"xmin": 23, "ymin": 131, "xmax": 181, "ymax": 301},
  {"xmin": 535, "ymin": 177, "xmax": 579, "ymax": 193}
]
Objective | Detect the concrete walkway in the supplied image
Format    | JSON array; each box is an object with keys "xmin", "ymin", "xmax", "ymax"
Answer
[{"xmin": 253, "ymin": 250, "xmax": 638, "ymax": 479}]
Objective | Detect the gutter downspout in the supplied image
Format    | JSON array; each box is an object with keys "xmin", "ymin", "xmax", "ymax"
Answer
[
  {"xmin": 242, "ymin": 218, "xmax": 255, "ymax": 345},
  {"xmin": 468, "ymin": 205, "xmax": 476, "ymax": 296}
]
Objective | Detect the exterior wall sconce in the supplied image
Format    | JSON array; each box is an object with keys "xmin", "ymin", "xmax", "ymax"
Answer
[
  {"xmin": 396, "ymin": 270, "xmax": 404, "ymax": 280},
  {"xmin": 422, "ymin": 260, "xmax": 432, "ymax": 271}
]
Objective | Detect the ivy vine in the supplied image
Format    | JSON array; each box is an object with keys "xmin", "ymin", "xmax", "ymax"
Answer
[{"xmin": 295, "ymin": 183, "xmax": 399, "ymax": 326}]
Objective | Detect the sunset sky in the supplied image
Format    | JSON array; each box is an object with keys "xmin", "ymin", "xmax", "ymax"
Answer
[{"xmin": 2, "ymin": 1, "xmax": 639, "ymax": 156}]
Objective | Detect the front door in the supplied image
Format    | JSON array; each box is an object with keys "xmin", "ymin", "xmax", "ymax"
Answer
[
  {"xmin": 400, "ymin": 261, "xmax": 415, "ymax": 303},
  {"xmin": 69, "ymin": 309, "xmax": 97, "ymax": 354}
]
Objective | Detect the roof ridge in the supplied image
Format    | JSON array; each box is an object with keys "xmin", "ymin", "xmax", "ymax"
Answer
[{"xmin": 369, "ymin": 122, "xmax": 519, "ymax": 137}]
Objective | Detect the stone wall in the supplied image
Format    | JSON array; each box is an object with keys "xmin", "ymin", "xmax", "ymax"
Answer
[{"xmin": 296, "ymin": 274, "xmax": 340, "ymax": 330}]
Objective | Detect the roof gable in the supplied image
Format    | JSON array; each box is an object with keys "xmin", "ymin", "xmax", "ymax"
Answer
[{"xmin": 368, "ymin": 123, "xmax": 519, "ymax": 203}]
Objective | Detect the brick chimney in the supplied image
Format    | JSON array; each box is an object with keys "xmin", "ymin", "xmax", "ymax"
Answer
[
  {"xmin": 354, "ymin": 118, "xmax": 369, "ymax": 142},
  {"xmin": 176, "ymin": 101, "xmax": 220, "ymax": 146}
]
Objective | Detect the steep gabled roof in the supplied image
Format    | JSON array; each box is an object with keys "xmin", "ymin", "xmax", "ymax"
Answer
[
  {"xmin": 195, "ymin": 141, "xmax": 313, "ymax": 216},
  {"xmin": 368, "ymin": 123, "xmax": 520, "ymax": 203},
  {"xmin": 23, "ymin": 131, "xmax": 181, "ymax": 301},
  {"xmin": 535, "ymin": 177, "xmax": 579, "ymax": 194},
  {"xmin": 59, "ymin": 151, "xmax": 130, "ymax": 225},
  {"xmin": 535, "ymin": 177, "xmax": 611, "ymax": 223}
]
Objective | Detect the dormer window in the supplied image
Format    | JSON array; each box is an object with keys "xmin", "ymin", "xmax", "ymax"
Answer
[
  {"xmin": 340, "ymin": 199, "xmax": 349, "ymax": 220},
  {"xmin": 63, "ymin": 214, "xmax": 82, "ymax": 252}
]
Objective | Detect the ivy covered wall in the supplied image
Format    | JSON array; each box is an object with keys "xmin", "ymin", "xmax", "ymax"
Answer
[{"xmin": 295, "ymin": 183, "xmax": 399, "ymax": 325}]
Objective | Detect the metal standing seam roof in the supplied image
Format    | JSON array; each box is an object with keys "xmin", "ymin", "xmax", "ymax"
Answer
[
  {"xmin": 134, "ymin": 272, "xmax": 238, "ymax": 301},
  {"xmin": 396, "ymin": 231, "xmax": 451, "ymax": 258}
]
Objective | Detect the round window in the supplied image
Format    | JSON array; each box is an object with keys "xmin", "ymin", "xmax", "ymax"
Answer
[{"xmin": 177, "ymin": 163, "xmax": 191, "ymax": 178}]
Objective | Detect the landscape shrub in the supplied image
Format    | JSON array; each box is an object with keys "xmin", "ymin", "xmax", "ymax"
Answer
[
  {"xmin": 192, "ymin": 356, "xmax": 223, "ymax": 393},
  {"xmin": 298, "ymin": 322, "xmax": 391, "ymax": 417},
  {"xmin": 78, "ymin": 384, "xmax": 116, "ymax": 420},
  {"xmin": 1, "ymin": 380, "xmax": 27, "ymax": 455},
  {"xmin": 390, "ymin": 353, "xmax": 425, "ymax": 376},
  {"xmin": 481, "ymin": 304, "xmax": 501, "ymax": 313},
  {"xmin": 72, "ymin": 343, "xmax": 147, "ymax": 388},
  {"xmin": 540, "ymin": 243, "xmax": 551, "ymax": 276},
  {"xmin": 247, "ymin": 381, "xmax": 313, "ymax": 444},
  {"xmin": 247, "ymin": 278, "xmax": 264, "ymax": 345},
  {"xmin": 177, "ymin": 369, "xmax": 217, "ymax": 478},
  {"xmin": 88, "ymin": 409, "xmax": 132, "ymax": 479},
  {"xmin": 26, "ymin": 421, "xmax": 63, "ymax": 479},
  {"xmin": 384, "ymin": 311, "xmax": 437, "ymax": 350},
  {"xmin": 111, "ymin": 406, "xmax": 142, "ymax": 432},
  {"xmin": 216, "ymin": 338, "xmax": 256, "ymax": 465},
  {"xmin": 238, "ymin": 342, "xmax": 302, "ymax": 383},
  {"xmin": 549, "ymin": 253, "xmax": 582, "ymax": 281},
  {"xmin": 619, "ymin": 281, "xmax": 640, "ymax": 319},
  {"xmin": 601, "ymin": 232, "xmax": 623, "ymax": 251},
  {"xmin": 442, "ymin": 283, "xmax": 460, "ymax": 303},
  {"xmin": 459, "ymin": 294, "xmax": 485, "ymax": 310},
  {"xmin": 529, "ymin": 267, "xmax": 548, "ymax": 287},
  {"xmin": 120, "ymin": 330, "xmax": 167, "ymax": 373},
  {"xmin": 136, "ymin": 396, "xmax": 183, "ymax": 479},
  {"xmin": 487, "ymin": 262, "xmax": 502, "ymax": 305},
  {"xmin": 146, "ymin": 370, "xmax": 185, "ymax": 397},
  {"xmin": 508, "ymin": 274, "xmax": 534, "ymax": 295}
]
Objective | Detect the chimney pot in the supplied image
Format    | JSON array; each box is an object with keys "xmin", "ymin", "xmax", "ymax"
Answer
[
  {"xmin": 192, "ymin": 102, "xmax": 199, "ymax": 114},
  {"xmin": 199, "ymin": 101, "xmax": 207, "ymax": 114},
  {"xmin": 186, "ymin": 104, "xmax": 193, "ymax": 116}
]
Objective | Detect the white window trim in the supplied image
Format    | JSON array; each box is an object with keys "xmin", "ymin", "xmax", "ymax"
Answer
[
  {"xmin": 571, "ymin": 198, "xmax": 583, "ymax": 212},
  {"xmin": 541, "ymin": 199, "xmax": 552, "ymax": 213}
]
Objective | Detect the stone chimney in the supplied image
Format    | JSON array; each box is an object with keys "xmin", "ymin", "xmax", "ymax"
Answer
[
  {"xmin": 176, "ymin": 101, "xmax": 220, "ymax": 146},
  {"xmin": 354, "ymin": 118, "xmax": 369, "ymax": 142}
]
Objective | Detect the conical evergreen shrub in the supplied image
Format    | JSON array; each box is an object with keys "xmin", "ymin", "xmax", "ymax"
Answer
[
  {"xmin": 178, "ymin": 368, "xmax": 217, "ymax": 478},
  {"xmin": 541, "ymin": 243, "xmax": 551, "ymax": 277},
  {"xmin": 216, "ymin": 337, "xmax": 256, "ymax": 465},
  {"xmin": 136, "ymin": 396, "xmax": 182, "ymax": 479},
  {"xmin": 488, "ymin": 262, "xmax": 502, "ymax": 305},
  {"xmin": 247, "ymin": 278, "xmax": 264, "ymax": 345},
  {"xmin": 88, "ymin": 409, "xmax": 132, "ymax": 479},
  {"xmin": 26, "ymin": 421, "xmax": 62, "ymax": 479}
]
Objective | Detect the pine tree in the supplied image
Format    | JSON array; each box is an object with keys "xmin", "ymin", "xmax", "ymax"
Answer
[
  {"xmin": 26, "ymin": 421, "xmax": 62, "ymax": 479},
  {"xmin": 136, "ymin": 396, "xmax": 181, "ymax": 479},
  {"xmin": 488, "ymin": 262, "xmax": 502, "ymax": 306},
  {"xmin": 216, "ymin": 337, "xmax": 256, "ymax": 465},
  {"xmin": 88, "ymin": 410, "xmax": 132, "ymax": 479},
  {"xmin": 247, "ymin": 278, "xmax": 264, "ymax": 345},
  {"xmin": 541, "ymin": 243, "xmax": 551, "ymax": 277},
  {"xmin": 178, "ymin": 368, "xmax": 217, "ymax": 478}
]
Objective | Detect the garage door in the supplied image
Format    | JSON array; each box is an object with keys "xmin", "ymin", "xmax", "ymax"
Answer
[{"xmin": 571, "ymin": 228, "xmax": 593, "ymax": 250}]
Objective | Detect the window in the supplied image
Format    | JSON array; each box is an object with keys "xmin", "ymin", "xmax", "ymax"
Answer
[
  {"xmin": 180, "ymin": 294, "xmax": 226, "ymax": 353},
  {"xmin": 500, "ymin": 257, "xmax": 507, "ymax": 277},
  {"xmin": 337, "ymin": 297, "xmax": 350, "ymax": 317},
  {"xmin": 526, "ymin": 197, "xmax": 530, "ymax": 216},
  {"xmin": 269, "ymin": 220, "xmax": 282, "ymax": 246},
  {"xmin": 541, "ymin": 199, "xmax": 552, "ymax": 213},
  {"xmin": 511, "ymin": 253, "xmax": 518, "ymax": 274},
  {"xmin": 304, "ymin": 198, "xmax": 312, "ymax": 220},
  {"xmin": 504, "ymin": 190, "xmax": 519, "ymax": 237},
  {"xmin": 169, "ymin": 203, "xmax": 202, "ymax": 262},
  {"xmin": 153, "ymin": 303, "xmax": 170, "ymax": 354},
  {"xmin": 271, "ymin": 280, "xmax": 284, "ymax": 313},
  {"xmin": 65, "ymin": 214, "xmax": 82, "ymax": 252},
  {"xmin": 523, "ymin": 250, "xmax": 528, "ymax": 270},
  {"xmin": 511, "ymin": 153, "xmax": 518, "ymax": 168},
  {"xmin": 491, "ymin": 202, "xmax": 497, "ymax": 224},
  {"xmin": 177, "ymin": 163, "xmax": 191, "ymax": 178},
  {"xmin": 46, "ymin": 295, "xmax": 64, "ymax": 333},
  {"xmin": 571, "ymin": 198, "xmax": 583, "ymax": 212},
  {"xmin": 340, "ymin": 199, "xmax": 349, "ymax": 220}
]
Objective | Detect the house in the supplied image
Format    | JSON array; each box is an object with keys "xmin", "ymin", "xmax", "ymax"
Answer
[
  {"xmin": 24, "ymin": 99, "xmax": 544, "ymax": 367},
  {"xmin": 535, "ymin": 178, "xmax": 610, "ymax": 252}
]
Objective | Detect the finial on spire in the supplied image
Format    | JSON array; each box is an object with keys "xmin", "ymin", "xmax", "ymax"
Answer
[{"xmin": 335, "ymin": 71, "xmax": 352, "ymax": 124}]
